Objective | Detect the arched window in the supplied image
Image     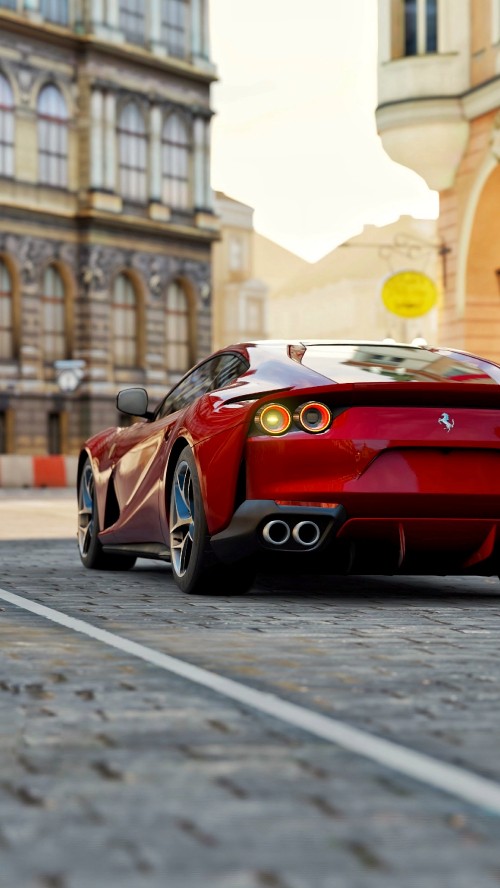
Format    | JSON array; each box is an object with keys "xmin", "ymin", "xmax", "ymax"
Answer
[
  {"xmin": 42, "ymin": 265, "xmax": 67, "ymax": 362},
  {"xmin": 162, "ymin": 114, "xmax": 190, "ymax": 209},
  {"xmin": 119, "ymin": 0, "xmax": 145, "ymax": 44},
  {"xmin": 37, "ymin": 84, "xmax": 69, "ymax": 187},
  {"xmin": 0, "ymin": 259, "xmax": 13, "ymax": 360},
  {"xmin": 162, "ymin": 0, "xmax": 188, "ymax": 58},
  {"xmin": 118, "ymin": 103, "xmax": 147, "ymax": 202},
  {"xmin": 113, "ymin": 274, "xmax": 138, "ymax": 367},
  {"xmin": 0, "ymin": 73, "xmax": 14, "ymax": 178},
  {"xmin": 166, "ymin": 280, "xmax": 190, "ymax": 377},
  {"xmin": 41, "ymin": 0, "xmax": 69, "ymax": 25}
]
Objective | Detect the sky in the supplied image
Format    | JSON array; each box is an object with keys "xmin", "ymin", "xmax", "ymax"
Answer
[{"xmin": 209, "ymin": 0, "xmax": 439, "ymax": 263}]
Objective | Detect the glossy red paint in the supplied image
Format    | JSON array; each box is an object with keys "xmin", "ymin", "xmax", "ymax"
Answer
[{"xmin": 79, "ymin": 339, "xmax": 500, "ymax": 580}]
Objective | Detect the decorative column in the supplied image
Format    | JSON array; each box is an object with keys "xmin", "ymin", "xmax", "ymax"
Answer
[
  {"xmin": 90, "ymin": 0, "xmax": 104, "ymax": 28},
  {"xmin": 191, "ymin": 0, "xmax": 210, "ymax": 61},
  {"xmin": 89, "ymin": 0, "xmax": 122, "ymax": 40},
  {"xmin": 107, "ymin": 0, "xmax": 119, "ymax": 27},
  {"xmin": 103, "ymin": 92, "xmax": 117, "ymax": 193},
  {"xmin": 149, "ymin": 0, "xmax": 164, "ymax": 56},
  {"xmin": 191, "ymin": 0, "xmax": 202, "ymax": 59},
  {"xmin": 193, "ymin": 117, "xmax": 205, "ymax": 209},
  {"xmin": 194, "ymin": 116, "xmax": 217, "ymax": 230},
  {"xmin": 377, "ymin": 0, "xmax": 391, "ymax": 64},
  {"xmin": 203, "ymin": 117, "xmax": 213, "ymax": 210},
  {"xmin": 24, "ymin": 0, "xmax": 41, "ymax": 16},
  {"xmin": 89, "ymin": 90, "xmax": 121, "ymax": 212},
  {"xmin": 149, "ymin": 106, "xmax": 169, "ymax": 220},
  {"xmin": 202, "ymin": 0, "xmax": 210, "ymax": 61},
  {"xmin": 90, "ymin": 89, "xmax": 104, "ymax": 191}
]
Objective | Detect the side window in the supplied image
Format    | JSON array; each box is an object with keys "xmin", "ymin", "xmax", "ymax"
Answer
[
  {"xmin": 157, "ymin": 358, "xmax": 221, "ymax": 419},
  {"xmin": 213, "ymin": 354, "xmax": 248, "ymax": 389},
  {"xmin": 42, "ymin": 264, "xmax": 67, "ymax": 361},
  {"xmin": 113, "ymin": 273, "xmax": 138, "ymax": 368},
  {"xmin": 162, "ymin": 114, "xmax": 191, "ymax": 209},
  {"xmin": 162, "ymin": 0, "xmax": 188, "ymax": 58},
  {"xmin": 119, "ymin": 0, "xmax": 146, "ymax": 44},
  {"xmin": 229, "ymin": 235, "xmax": 244, "ymax": 271},
  {"xmin": 118, "ymin": 102, "xmax": 147, "ymax": 202},
  {"xmin": 41, "ymin": 0, "xmax": 69, "ymax": 25},
  {"xmin": 402, "ymin": 0, "xmax": 437, "ymax": 56},
  {"xmin": 166, "ymin": 279, "xmax": 191, "ymax": 379},
  {"xmin": 37, "ymin": 84, "xmax": 69, "ymax": 187}
]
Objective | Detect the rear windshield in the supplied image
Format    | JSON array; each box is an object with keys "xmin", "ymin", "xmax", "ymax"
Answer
[{"xmin": 297, "ymin": 344, "xmax": 500, "ymax": 385}]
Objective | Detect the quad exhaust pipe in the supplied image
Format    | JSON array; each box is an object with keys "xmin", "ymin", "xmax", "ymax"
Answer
[
  {"xmin": 262, "ymin": 519, "xmax": 290, "ymax": 546},
  {"xmin": 262, "ymin": 518, "xmax": 321, "ymax": 548},
  {"xmin": 292, "ymin": 520, "xmax": 321, "ymax": 547}
]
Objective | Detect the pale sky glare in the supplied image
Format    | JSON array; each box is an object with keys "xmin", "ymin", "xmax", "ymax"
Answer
[{"xmin": 209, "ymin": 0, "xmax": 439, "ymax": 262}]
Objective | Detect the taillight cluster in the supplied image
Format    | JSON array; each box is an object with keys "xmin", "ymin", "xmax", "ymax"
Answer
[{"xmin": 254, "ymin": 401, "xmax": 332, "ymax": 436}]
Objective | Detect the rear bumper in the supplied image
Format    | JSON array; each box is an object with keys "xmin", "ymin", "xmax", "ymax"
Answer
[
  {"xmin": 210, "ymin": 501, "xmax": 347, "ymax": 563},
  {"xmin": 210, "ymin": 501, "xmax": 500, "ymax": 576}
]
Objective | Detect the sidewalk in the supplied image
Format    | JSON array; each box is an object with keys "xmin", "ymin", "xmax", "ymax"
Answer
[{"xmin": 0, "ymin": 488, "xmax": 76, "ymax": 540}]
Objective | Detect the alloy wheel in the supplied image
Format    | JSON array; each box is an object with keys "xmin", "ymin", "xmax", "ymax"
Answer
[
  {"xmin": 78, "ymin": 463, "xmax": 95, "ymax": 557},
  {"xmin": 170, "ymin": 460, "xmax": 195, "ymax": 577}
]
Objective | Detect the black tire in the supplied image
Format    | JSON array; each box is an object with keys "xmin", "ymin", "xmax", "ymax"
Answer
[
  {"xmin": 78, "ymin": 458, "xmax": 136, "ymax": 571},
  {"xmin": 169, "ymin": 445, "xmax": 255, "ymax": 595}
]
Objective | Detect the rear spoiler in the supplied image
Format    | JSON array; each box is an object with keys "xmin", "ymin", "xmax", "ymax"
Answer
[
  {"xmin": 324, "ymin": 381, "xmax": 500, "ymax": 409},
  {"xmin": 225, "ymin": 380, "xmax": 500, "ymax": 410}
]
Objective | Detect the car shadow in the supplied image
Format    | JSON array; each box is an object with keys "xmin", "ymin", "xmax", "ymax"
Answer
[{"xmin": 130, "ymin": 559, "xmax": 500, "ymax": 605}]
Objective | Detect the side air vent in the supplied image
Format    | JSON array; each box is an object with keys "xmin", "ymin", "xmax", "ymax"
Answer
[{"xmin": 104, "ymin": 477, "xmax": 120, "ymax": 529}]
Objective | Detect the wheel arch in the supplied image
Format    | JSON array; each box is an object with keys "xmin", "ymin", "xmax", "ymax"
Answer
[
  {"xmin": 77, "ymin": 449, "xmax": 91, "ymax": 493},
  {"xmin": 164, "ymin": 436, "xmax": 191, "ymax": 513},
  {"xmin": 77, "ymin": 448, "xmax": 108, "ymax": 532}
]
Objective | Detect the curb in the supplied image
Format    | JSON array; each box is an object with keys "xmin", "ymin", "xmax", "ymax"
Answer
[{"xmin": 0, "ymin": 456, "xmax": 78, "ymax": 488}]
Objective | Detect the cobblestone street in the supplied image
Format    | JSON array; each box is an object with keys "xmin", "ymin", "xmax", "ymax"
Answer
[{"xmin": 1, "ymin": 492, "xmax": 500, "ymax": 887}]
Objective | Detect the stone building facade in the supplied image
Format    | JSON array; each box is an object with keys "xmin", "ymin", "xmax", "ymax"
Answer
[
  {"xmin": 376, "ymin": 0, "xmax": 500, "ymax": 364},
  {"xmin": 0, "ymin": 0, "xmax": 218, "ymax": 455}
]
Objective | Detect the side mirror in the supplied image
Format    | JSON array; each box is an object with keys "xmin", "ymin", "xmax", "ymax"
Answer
[{"xmin": 116, "ymin": 387, "xmax": 153, "ymax": 419}]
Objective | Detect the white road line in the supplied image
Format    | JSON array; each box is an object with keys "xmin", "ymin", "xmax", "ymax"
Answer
[{"xmin": 1, "ymin": 585, "xmax": 500, "ymax": 817}]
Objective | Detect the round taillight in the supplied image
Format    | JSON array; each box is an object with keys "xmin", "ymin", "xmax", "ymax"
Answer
[
  {"xmin": 256, "ymin": 404, "xmax": 292, "ymax": 435},
  {"xmin": 295, "ymin": 401, "xmax": 331, "ymax": 433}
]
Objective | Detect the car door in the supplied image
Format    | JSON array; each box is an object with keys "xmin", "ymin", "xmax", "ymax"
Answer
[
  {"xmin": 101, "ymin": 412, "xmax": 168, "ymax": 544},
  {"xmin": 107, "ymin": 358, "xmax": 226, "ymax": 546}
]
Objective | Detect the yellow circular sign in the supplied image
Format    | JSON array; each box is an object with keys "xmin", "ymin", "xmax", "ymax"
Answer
[{"xmin": 381, "ymin": 271, "xmax": 438, "ymax": 318}]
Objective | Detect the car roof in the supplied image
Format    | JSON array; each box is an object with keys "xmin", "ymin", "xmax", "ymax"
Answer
[{"xmin": 225, "ymin": 339, "xmax": 500, "ymax": 387}]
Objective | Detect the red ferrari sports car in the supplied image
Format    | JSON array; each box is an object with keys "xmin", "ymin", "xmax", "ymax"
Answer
[{"xmin": 78, "ymin": 339, "xmax": 500, "ymax": 594}]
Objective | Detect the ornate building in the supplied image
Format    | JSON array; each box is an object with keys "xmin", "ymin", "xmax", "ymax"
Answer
[
  {"xmin": 0, "ymin": 0, "xmax": 218, "ymax": 455},
  {"xmin": 376, "ymin": 0, "xmax": 500, "ymax": 363}
]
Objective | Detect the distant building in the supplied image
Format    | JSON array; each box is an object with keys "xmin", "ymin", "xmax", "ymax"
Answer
[
  {"xmin": 376, "ymin": 0, "xmax": 500, "ymax": 362},
  {"xmin": 0, "ymin": 1, "xmax": 218, "ymax": 455},
  {"xmin": 212, "ymin": 192, "xmax": 309, "ymax": 350},
  {"xmin": 267, "ymin": 217, "xmax": 439, "ymax": 345}
]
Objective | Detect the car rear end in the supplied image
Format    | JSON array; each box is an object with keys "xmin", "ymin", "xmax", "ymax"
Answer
[{"xmin": 211, "ymin": 342, "xmax": 500, "ymax": 576}]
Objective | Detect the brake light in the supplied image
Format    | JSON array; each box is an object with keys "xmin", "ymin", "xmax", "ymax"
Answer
[
  {"xmin": 294, "ymin": 401, "xmax": 332, "ymax": 433},
  {"xmin": 255, "ymin": 404, "xmax": 292, "ymax": 435}
]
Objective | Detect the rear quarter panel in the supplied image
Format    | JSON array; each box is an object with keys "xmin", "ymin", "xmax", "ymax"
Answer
[{"xmin": 188, "ymin": 395, "xmax": 255, "ymax": 536}]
